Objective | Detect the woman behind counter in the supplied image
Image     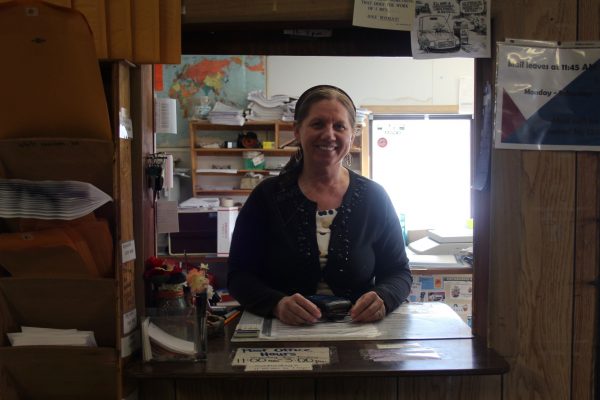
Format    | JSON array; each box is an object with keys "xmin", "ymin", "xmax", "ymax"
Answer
[{"xmin": 227, "ymin": 85, "xmax": 412, "ymax": 325}]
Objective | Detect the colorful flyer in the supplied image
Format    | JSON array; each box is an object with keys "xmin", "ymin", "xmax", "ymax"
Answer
[{"xmin": 495, "ymin": 40, "xmax": 600, "ymax": 150}]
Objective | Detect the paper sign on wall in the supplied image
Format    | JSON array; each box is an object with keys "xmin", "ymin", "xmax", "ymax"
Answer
[
  {"xmin": 352, "ymin": 0, "xmax": 415, "ymax": 31},
  {"xmin": 495, "ymin": 40, "xmax": 600, "ymax": 150}
]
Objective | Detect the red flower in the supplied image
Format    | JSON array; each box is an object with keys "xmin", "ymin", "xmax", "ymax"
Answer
[
  {"xmin": 144, "ymin": 256, "xmax": 186, "ymax": 286},
  {"xmin": 146, "ymin": 256, "xmax": 165, "ymax": 270}
]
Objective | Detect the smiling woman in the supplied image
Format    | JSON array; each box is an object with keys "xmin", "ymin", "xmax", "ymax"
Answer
[{"xmin": 227, "ymin": 84, "xmax": 413, "ymax": 326}]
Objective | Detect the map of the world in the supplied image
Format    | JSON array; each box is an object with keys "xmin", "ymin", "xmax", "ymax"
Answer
[{"xmin": 155, "ymin": 55, "xmax": 266, "ymax": 146}]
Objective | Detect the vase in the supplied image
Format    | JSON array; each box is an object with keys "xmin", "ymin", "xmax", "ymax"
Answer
[{"xmin": 156, "ymin": 284, "xmax": 188, "ymax": 313}]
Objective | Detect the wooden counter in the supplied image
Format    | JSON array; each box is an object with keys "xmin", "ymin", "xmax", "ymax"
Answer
[{"xmin": 128, "ymin": 304, "xmax": 508, "ymax": 399}]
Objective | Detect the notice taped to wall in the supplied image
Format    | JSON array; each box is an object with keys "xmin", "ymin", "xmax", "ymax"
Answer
[
  {"xmin": 353, "ymin": 0, "xmax": 415, "ymax": 31},
  {"xmin": 495, "ymin": 40, "xmax": 600, "ymax": 150}
]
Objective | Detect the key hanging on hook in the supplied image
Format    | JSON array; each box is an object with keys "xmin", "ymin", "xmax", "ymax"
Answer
[{"xmin": 145, "ymin": 153, "xmax": 167, "ymax": 202}]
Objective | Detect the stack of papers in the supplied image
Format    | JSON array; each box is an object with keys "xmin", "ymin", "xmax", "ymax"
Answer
[
  {"xmin": 356, "ymin": 107, "xmax": 372, "ymax": 126},
  {"xmin": 7, "ymin": 326, "xmax": 97, "ymax": 347},
  {"xmin": 142, "ymin": 318, "xmax": 195, "ymax": 356},
  {"xmin": 0, "ymin": 178, "xmax": 112, "ymax": 220},
  {"xmin": 232, "ymin": 311, "xmax": 263, "ymax": 340},
  {"xmin": 178, "ymin": 197, "xmax": 220, "ymax": 209},
  {"xmin": 282, "ymin": 99, "xmax": 297, "ymax": 122},
  {"xmin": 208, "ymin": 102, "xmax": 245, "ymax": 126},
  {"xmin": 246, "ymin": 90, "xmax": 290, "ymax": 121},
  {"xmin": 232, "ymin": 302, "xmax": 473, "ymax": 342},
  {"xmin": 141, "ymin": 317, "xmax": 200, "ymax": 361},
  {"xmin": 408, "ymin": 253, "xmax": 466, "ymax": 269}
]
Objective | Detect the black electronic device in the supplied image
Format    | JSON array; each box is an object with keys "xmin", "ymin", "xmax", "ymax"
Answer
[{"xmin": 307, "ymin": 294, "xmax": 352, "ymax": 321}]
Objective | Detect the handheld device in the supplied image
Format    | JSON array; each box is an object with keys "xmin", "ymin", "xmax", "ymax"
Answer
[{"xmin": 306, "ymin": 294, "xmax": 352, "ymax": 321}]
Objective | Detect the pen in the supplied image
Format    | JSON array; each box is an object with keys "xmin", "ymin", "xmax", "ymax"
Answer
[{"xmin": 224, "ymin": 310, "xmax": 241, "ymax": 325}]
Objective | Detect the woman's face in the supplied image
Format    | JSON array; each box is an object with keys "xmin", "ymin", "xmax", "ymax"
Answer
[{"xmin": 294, "ymin": 98, "xmax": 354, "ymax": 169}]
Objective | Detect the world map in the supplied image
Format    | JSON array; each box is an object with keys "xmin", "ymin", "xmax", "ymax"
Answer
[
  {"xmin": 155, "ymin": 55, "xmax": 266, "ymax": 146},
  {"xmin": 160, "ymin": 55, "xmax": 265, "ymax": 118}
]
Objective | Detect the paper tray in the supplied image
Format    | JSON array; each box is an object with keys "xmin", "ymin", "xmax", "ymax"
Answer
[{"xmin": 0, "ymin": 277, "xmax": 117, "ymax": 347}]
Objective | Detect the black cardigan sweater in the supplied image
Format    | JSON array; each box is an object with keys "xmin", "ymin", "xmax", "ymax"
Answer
[{"xmin": 227, "ymin": 168, "xmax": 412, "ymax": 317}]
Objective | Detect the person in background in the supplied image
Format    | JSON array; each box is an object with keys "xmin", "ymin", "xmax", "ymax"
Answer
[{"xmin": 227, "ymin": 85, "xmax": 412, "ymax": 325}]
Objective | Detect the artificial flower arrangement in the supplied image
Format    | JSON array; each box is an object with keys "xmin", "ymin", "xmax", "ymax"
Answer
[
  {"xmin": 143, "ymin": 256, "xmax": 186, "ymax": 291},
  {"xmin": 186, "ymin": 263, "xmax": 214, "ymax": 299},
  {"xmin": 144, "ymin": 256, "xmax": 217, "ymax": 308}
]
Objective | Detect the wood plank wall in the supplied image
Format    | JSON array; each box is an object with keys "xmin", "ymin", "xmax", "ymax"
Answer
[
  {"xmin": 0, "ymin": 0, "xmax": 181, "ymax": 64},
  {"xmin": 573, "ymin": 2, "xmax": 600, "ymax": 399},
  {"xmin": 489, "ymin": 0, "xmax": 598, "ymax": 399}
]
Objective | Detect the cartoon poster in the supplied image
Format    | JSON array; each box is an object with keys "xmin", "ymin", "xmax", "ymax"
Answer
[
  {"xmin": 495, "ymin": 40, "xmax": 600, "ymax": 150},
  {"xmin": 410, "ymin": 0, "xmax": 490, "ymax": 59}
]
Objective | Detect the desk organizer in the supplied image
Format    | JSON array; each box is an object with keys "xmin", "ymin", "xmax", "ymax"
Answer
[{"xmin": 142, "ymin": 305, "xmax": 207, "ymax": 362}]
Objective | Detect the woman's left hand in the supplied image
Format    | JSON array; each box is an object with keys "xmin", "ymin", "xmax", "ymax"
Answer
[{"xmin": 350, "ymin": 291, "xmax": 386, "ymax": 323}]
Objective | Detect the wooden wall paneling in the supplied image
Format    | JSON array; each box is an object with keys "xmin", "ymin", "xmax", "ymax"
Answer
[
  {"xmin": 183, "ymin": 0, "xmax": 353, "ymax": 24},
  {"xmin": 572, "ymin": 153, "xmax": 600, "ymax": 400},
  {"xmin": 108, "ymin": 61, "xmax": 137, "ymax": 398},
  {"xmin": 269, "ymin": 378, "xmax": 315, "ymax": 400},
  {"xmin": 519, "ymin": 151, "xmax": 574, "ymax": 399},
  {"xmin": 106, "ymin": 0, "xmax": 133, "ymax": 60},
  {"xmin": 489, "ymin": 0, "xmax": 580, "ymax": 399},
  {"xmin": 397, "ymin": 375, "xmax": 502, "ymax": 400},
  {"xmin": 575, "ymin": 5, "xmax": 600, "ymax": 398},
  {"xmin": 131, "ymin": 0, "xmax": 160, "ymax": 63},
  {"xmin": 72, "ymin": 0, "xmax": 109, "ymax": 59},
  {"xmin": 316, "ymin": 377, "xmax": 396, "ymax": 400},
  {"xmin": 159, "ymin": 0, "xmax": 181, "ymax": 64},
  {"xmin": 138, "ymin": 379, "xmax": 175, "ymax": 400},
  {"xmin": 491, "ymin": 151, "xmax": 576, "ymax": 400},
  {"xmin": 490, "ymin": 0, "xmax": 576, "ymax": 42},
  {"xmin": 579, "ymin": 0, "xmax": 600, "ymax": 39},
  {"xmin": 130, "ymin": 64, "xmax": 156, "ymax": 313},
  {"xmin": 488, "ymin": 150, "xmax": 523, "ymax": 357},
  {"xmin": 471, "ymin": 58, "xmax": 494, "ymax": 338},
  {"xmin": 113, "ymin": 63, "xmax": 136, "ymax": 323},
  {"xmin": 0, "ymin": 0, "xmax": 71, "ymax": 5},
  {"xmin": 176, "ymin": 378, "xmax": 268, "ymax": 399}
]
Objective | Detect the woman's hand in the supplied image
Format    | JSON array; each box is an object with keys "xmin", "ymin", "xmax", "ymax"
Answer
[
  {"xmin": 350, "ymin": 291, "xmax": 386, "ymax": 323},
  {"xmin": 273, "ymin": 293, "xmax": 321, "ymax": 325}
]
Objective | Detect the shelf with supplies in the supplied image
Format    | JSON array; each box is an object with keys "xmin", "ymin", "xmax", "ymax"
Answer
[{"xmin": 189, "ymin": 120, "xmax": 369, "ymax": 196}]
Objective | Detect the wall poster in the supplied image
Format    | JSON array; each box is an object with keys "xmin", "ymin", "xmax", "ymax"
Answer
[
  {"xmin": 410, "ymin": 0, "xmax": 490, "ymax": 59},
  {"xmin": 154, "ymin": 55, "xmax": 266, "ymax": 148},
  {"xmin": 352, "ymin": 0, "xmax": 415, "ymax": 31},
  {"xmin": 495, "ymin": 40, "xmax": 600, "ymax": 150}
]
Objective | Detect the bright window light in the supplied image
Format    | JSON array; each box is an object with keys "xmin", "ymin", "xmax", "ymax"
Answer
[{"xmin": 371, "ymin": 115, "xmax": 471, "ymax": 232}]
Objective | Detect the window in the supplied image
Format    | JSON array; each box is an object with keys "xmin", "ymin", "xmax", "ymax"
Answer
[{"xmin": 370, "ymin": 114, "xmax": 472, "ymax": 232}]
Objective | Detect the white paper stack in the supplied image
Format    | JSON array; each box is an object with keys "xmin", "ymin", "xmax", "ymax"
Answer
[
  {"xmin": 356, "ymin": 107, "xmax": 372, "ymax": 126},
  {"xmin": 0, "ymin": 178, "xmax": 112, "ymax": 220},
  {"xmin": 208, "ymin": 101, "xmax": 245, "ymax": 126},
  {"xmin": 7, "ymin": 326, "xmax": 97, "ymax": 347},
  {"xmin": 247, "ymin": 90, "xmax": 289, "ymax": 108},
  {"xmin": 141, "ymin": 317, "xmax": 196, "ymax": 361},
  {"xmin": 282, "ymin": 99, "xmax": 297, "ymax": 122},
  {"xmin": 178, "ymin": 197, "xmax": 220, "ymax": 209},
  {"xmin": 246, "ymin": 90, "xmax": 290, "ymax": 121}
]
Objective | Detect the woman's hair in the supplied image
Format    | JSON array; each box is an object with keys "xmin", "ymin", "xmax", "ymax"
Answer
[
  {"xmin": 294, "ymin": 85, "xmax": 357, "ymax": 128},
  {"xmin": 282, "ymin": 85, "xmax": 357, "ymax": 174}
]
